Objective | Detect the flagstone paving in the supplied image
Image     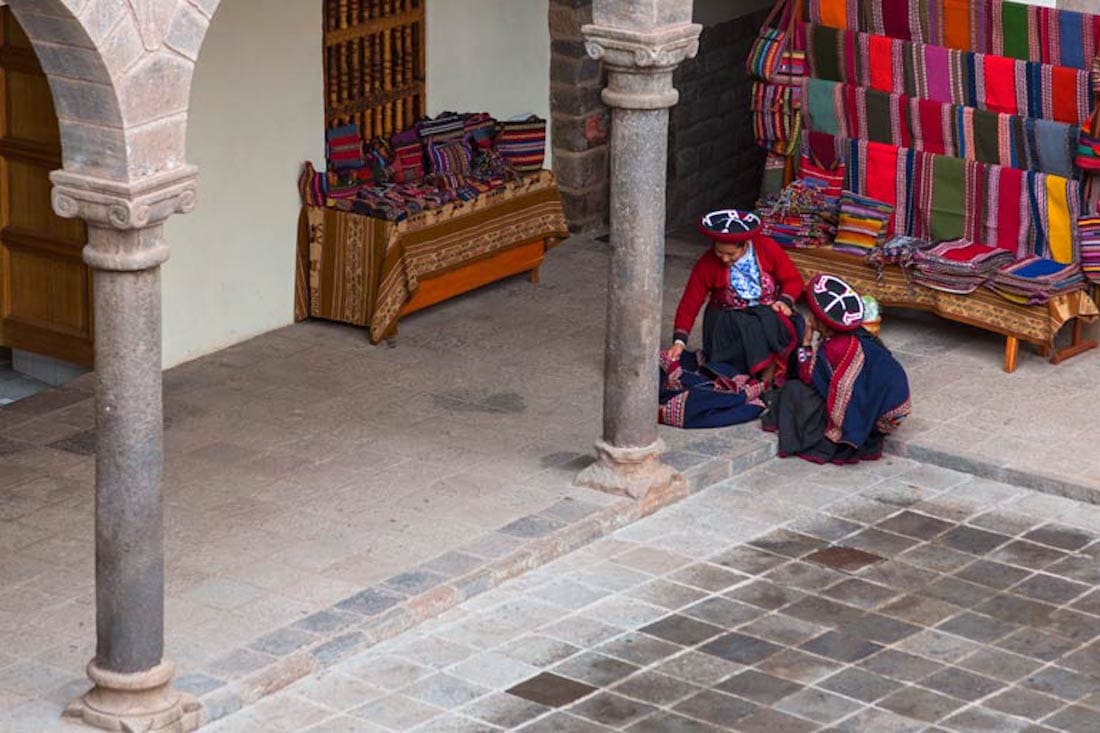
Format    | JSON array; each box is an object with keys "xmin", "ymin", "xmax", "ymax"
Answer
[
  {"xmin": 205, "ymin": 459, "xmax": 1100, "ymax": 732},
  {"xmin": 4, "ymin": 234, "xmax": 1100, "ymax": 731}
]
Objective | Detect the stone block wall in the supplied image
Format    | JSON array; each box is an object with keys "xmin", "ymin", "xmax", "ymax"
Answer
[
  {"xmin": 549, "ymin": 0, "xmax": 611, "ymax": 233},
  {"xmin": 666, "ymin": 8, "xmax": 769, "ymax": 234}
]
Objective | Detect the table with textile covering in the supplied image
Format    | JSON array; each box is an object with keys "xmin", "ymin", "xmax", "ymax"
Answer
[
  {"xmin": 788, "ymin": 247, "xmax": 1099, "ymax": 372},
  {"xmin": 295, "ymin": 171, "xmax": 570, "ymax": 343}
]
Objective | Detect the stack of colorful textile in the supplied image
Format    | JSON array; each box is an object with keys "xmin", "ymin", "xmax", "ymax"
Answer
[
  {"xmin": 911, "ymin": 238, "xmax": 1016, "ymax": 293},
  {"xmin": 1080, "ymin": 215, "xmax": 1100, "ymax": 283},
  {"xmin": 985, "ymin": 256, "xmax": 1086, "ymax": 304},
  {"xmin": 756, "ymin": 181, "xmax": 836, "ymax": 248},
  {"xmin": 832, "ymin": 192, "xmax": 894, "ymax": 257},
  {"xmin": 304, "ymin": 111, "xmax": 542, "ymax": 220}
]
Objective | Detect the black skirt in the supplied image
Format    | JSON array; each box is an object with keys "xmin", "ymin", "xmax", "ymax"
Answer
[
  {"xmin": 702, "ymin": 303, "xmax": 796, "ymax": 376},
  {"xmin": 763, "ymin": 380, "xmax": 885, "ymax": 464}
]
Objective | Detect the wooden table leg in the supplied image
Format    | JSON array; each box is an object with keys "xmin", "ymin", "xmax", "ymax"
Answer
[
  {"xmin": 1050, "ymin": 318, "xmax": 1099, "ymax": 365},
  {"xmin": 529, "ymin": 266, "xmax": 541, "ymax": 285},
  {"xmin": 1039, "ymin": 344, "xmax": 1051, "ymax": 358},
  {"xmin": 1004, "ymin": 336, "xmax": 1019, "ymax": 373}
]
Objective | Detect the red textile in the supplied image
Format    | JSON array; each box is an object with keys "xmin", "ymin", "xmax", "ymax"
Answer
[
  {"xmin": 673, "ymin": 236, "xmax": 805, "ymax": 341},
  {"xmin": 917, "ymin": 99, "xmax": 947, "ymax": 154},
  {"xmin": 994, "ymin": 167, "xmax": 1024, "ymax": 253},
  {"xmin": 982, "ymin": 55, "xmax": 1018, "ymax": 115},
  {"xmin": 865, "ymin": 141, "xmax": 900, "ymax": 235},
  {"xmin": 1052, "ymin": 66, "xmax": 1081, "ymax": 124},
  {"xmin": 868, "ymin": 35, "xmax": 894, "ymax": 93}
]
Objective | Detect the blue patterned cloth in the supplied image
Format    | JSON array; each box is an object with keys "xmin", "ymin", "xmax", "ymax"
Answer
[{"xmin": 729, "ymin": 245, "xmax": 763, "ymax": 304}]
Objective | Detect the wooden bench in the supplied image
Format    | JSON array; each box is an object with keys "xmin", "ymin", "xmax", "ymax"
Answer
[{"xmin": 787, "ymin": 248, "xmax": 1099, "ymax": 373}]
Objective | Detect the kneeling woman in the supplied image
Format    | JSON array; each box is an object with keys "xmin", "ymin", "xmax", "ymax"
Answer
[
  {"xmin": 666, "ymin": 209, "xmax": 805, "ymax": 386},
  {"xmin": 765, "ymin": 274, "xmax": 911, "ymax": 464}
]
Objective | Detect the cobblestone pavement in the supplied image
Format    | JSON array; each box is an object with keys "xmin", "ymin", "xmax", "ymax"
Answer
[{"xmin": 206, "ymin": 458, "xmax": 1100, "ymax": 732}]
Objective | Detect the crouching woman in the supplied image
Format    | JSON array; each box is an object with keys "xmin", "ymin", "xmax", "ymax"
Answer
[
  {"xmin": 666, "ymin": 209, "xmax": 804, "ymax": 387},
  {"xmin": 764, "ymin": 274, "xmax": 911, "ymax": 464}
]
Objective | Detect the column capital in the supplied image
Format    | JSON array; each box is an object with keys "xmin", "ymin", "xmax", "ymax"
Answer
[
  {"xmin": 582, "ymin": 23, "xmax": 700, "ymax": 109},
  {"xmin": 582, "ymin": 23, "xmax": 701, "ymax": 70},
  {"xmin": 51, "ymin": 166, "xmax": 198, "ymax": 231},
  {"xmin": 51, "ymin": 166, "xmax": 197, "ymax": 271}
]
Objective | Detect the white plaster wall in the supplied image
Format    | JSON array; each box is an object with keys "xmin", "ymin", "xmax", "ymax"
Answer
[
  {"xmin": 426, "ymin": 0, "xmax": 551, "ymax": 163},
  {"xmin": 161, "ymin": 0, "xmax": 324, "ymax": 368}
]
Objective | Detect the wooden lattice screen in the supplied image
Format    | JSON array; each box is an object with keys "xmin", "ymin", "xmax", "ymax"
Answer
[{"xmin": 323, "ymin": 0, "xmax": 426, "ymax": 139}]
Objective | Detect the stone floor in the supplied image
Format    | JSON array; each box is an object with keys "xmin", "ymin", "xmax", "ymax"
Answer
[
  {"xmin": 0, "ymin": 348, "xmax": 50, "ymax": 406},
  {"xmin": 206, "ymin": 460, "xmax": 1100, "ymax": 733},
  {"xmin": 2, "ymin": 233, "xmax": 1100, "ymax": 730}
]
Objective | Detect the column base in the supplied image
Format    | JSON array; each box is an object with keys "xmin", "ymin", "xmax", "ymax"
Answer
[
  {"xmin": 575, "ymin": 439, "xmax": 685, "ymax": 502},
  {"xmin": 63, "ymin": 660, "xmax": 201, "ymax": 732}
]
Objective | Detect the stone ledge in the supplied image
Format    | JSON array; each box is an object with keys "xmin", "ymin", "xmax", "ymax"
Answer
[
  {"xmin": 888, "ymin": 440, "xmax": 1100, "ymax": 506},
  {"xmin": 192, "ymin": 438, "xmax": 776, "ymax": 727}
]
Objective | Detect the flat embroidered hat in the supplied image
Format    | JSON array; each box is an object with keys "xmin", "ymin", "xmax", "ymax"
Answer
[
  {"xmin": 807, "ymin": 273, "xmax": 865, "ymax": 332},
  {"xmin": 698, "ymin": 209, "xmax": 762, "ymax": 243}
]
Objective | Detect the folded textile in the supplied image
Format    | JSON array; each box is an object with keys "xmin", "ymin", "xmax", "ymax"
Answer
[
  {"xmin": 1080, "ymin": 215, "xmax": 1100, "ymax": 283},
  {"xmin": 986, "ymin": 256, "xmax": 1086, "ymax": 304},
  {"xmin": 757, "ymin": 180, "xmax": 837, "ymax": 248},
  {"xmin": 915, "ymin": 237, "xmax": 1017, "ymax": 275},
  {"xmin": 833, "ymin": 191, "xmax": 894, "ymax": 256},
  {"xmin": 910, "ymin": 237, "xmax": 1016, "ymax": 294}
]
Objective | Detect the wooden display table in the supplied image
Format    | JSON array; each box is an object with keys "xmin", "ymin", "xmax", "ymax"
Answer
[
  {"xmin": 787, "ymin": 248, "xmax": 1099, "ymax": 373},
  {"xmin": 295, "ymin": 171, "xmax": 570, "ymax": 343}
]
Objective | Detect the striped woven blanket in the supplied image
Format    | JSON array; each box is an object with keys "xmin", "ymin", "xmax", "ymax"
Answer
[
  {"xmin": 806, "ymin": 23, "xmax": 1092, "ymax": 126},
  {"xmin": 808, "ymin": 0, "xmax": 1100, "ymax": 71}
]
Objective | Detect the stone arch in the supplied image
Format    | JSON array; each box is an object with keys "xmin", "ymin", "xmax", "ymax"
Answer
[{"xmin": 5, "ymin": 0, "xmax": 220, "ymax": 183}]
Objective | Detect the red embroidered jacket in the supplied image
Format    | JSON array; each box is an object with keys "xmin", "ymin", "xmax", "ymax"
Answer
[{"xmin": 672, "ymin": 236, "xmax": 805, "ymax": 344}]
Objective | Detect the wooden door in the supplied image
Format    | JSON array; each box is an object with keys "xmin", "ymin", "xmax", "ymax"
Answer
[{"xmin": 0, "ymin": 9, "xmax": 92, "ymax": 367}]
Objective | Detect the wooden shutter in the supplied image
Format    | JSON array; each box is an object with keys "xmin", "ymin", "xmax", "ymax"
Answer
[{"xmin": 323, "ymin": 0, "xmax": 426, "ymax": 139}]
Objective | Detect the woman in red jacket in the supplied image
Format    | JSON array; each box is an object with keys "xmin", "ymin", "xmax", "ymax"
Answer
[{"xmin": 666, "ymin": 209, "xmax": 805, "ymax": 386}]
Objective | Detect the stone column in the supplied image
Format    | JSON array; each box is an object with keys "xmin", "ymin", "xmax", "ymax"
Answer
[
  {"xmin": 576, "ymin": 2, "xmax": 700, "ymax": 500},
  {"xmin": 53, "ymin": 168, "xmax": 201, "ymax": 733}
]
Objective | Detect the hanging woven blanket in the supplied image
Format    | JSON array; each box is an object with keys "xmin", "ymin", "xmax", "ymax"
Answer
[
  {"xmin": 808, "ymin": 0, "xmax": 1100, "ymax": 70},
  {"xmin": 658, "ymin": 352, "xmax": 767, "ymax": 429},
  {"xmin": 806, "ymin": 132, "xmax": 1083, "ymax": 263},
  {"xmin": 803, "ymin": 78, "xmax": 1080, "ymax": 177},
  {"xmin": 806, "ymin": 24, "xmax": 1093, "ymax": 125}
]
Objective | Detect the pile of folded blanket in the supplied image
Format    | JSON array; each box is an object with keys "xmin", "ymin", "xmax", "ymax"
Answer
[
  {"xmin": 911, "ymin": 238, "xmax": 1016, "ymax": 294},
  {"xmin": 985, "ymin": 257, "xmax": 1086, "ymax": 305}
]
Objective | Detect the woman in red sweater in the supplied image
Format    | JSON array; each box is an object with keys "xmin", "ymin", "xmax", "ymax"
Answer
[{"xmin": 666, "ymin": 209, "xmax": 805, "ymax": 386}]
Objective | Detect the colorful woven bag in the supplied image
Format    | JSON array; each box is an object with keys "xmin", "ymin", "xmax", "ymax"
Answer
[
  {"xmin": 1078, "ymin": 108, "xmax": 1100, "ymax": 172},
  {"xmin": 746, "ymin": 0, "xmax": 801, "ymax": 83},
  {"xmin": 751, "ymin": 81, "xmax": 801, "ymax": 155},
  {"xmin": 496, "ymin": 115, "xmax": 547, "ymax": 174}
]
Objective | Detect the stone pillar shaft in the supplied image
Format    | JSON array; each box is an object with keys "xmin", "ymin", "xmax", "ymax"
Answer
[
  {"xmin": 92, "ymin": 226, "xmax": 166, "ymax": 675},
  {"xmin": 576, "ymin": 11, "xmax": 700, "ymax": 501},
  {"xmin": 53, "ymin": 168, "xmax": 200, "ymax": 732},
  {"xmin": 603, "ymin": 103, "xmax": 669, "ymax": 449}
]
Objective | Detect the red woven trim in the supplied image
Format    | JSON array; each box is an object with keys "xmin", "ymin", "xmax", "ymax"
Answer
[{"xmin": 824, "ymin": 335, "xmax": 864, "ymax": 444}]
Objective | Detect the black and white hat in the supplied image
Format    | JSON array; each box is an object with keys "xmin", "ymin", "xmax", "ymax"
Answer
[
  {"xmin": 807, "ymin": 273, "xmax": 865, "ymax": 332},
  {"xmin": 698, "ymin": 209, "xmax": 762, "ymax": 243}
]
